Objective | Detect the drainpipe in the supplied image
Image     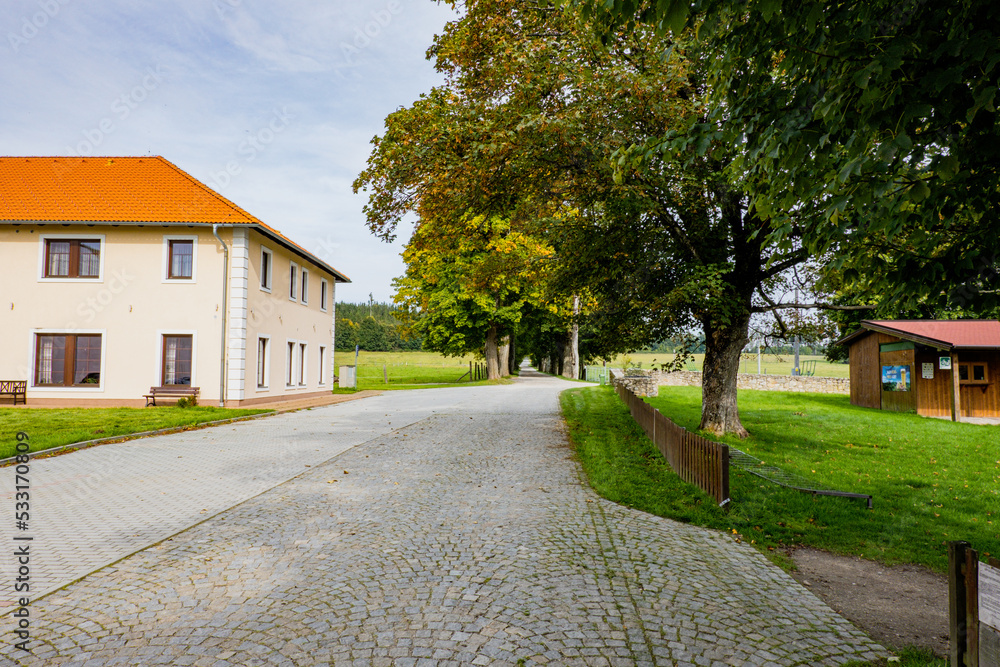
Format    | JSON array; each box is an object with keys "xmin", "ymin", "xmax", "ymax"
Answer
[{"xmin": 212, "ymin": 224, "xmax": 228, "ymax": 407}]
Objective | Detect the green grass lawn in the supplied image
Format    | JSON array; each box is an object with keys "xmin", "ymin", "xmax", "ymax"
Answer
[
  {"xmin": 0, "ymin": 406, "xmax": 271, "ymax": 459},
  {"xmin": 334, "ymin": 350, "xmax": 497, "ymax": 389},
  {"xmin": 598, "ymin": 352, "xmax": 850, "ymax": 378},
  {"xmin": 561, "ymin": 385, "xmax": 999, "ymax": 573}
]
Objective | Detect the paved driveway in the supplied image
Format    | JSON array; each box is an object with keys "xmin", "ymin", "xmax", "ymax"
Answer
[{"xmin": 0, "ymin": 371, "xmax": 885, "ymax": 666}]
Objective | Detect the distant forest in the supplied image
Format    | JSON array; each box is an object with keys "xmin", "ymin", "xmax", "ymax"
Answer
[{"xmin": 335, "ymin": 301, "xmax": 422, "ymax": 352}]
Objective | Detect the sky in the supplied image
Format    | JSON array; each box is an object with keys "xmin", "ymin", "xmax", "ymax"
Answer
[{"xmin": 0, "ymin": 0, "xmax": 459, "ymax": 303}]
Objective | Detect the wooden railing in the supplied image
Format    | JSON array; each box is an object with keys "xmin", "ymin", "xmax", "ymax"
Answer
[{"xmin": 614, "ymin": 381, "xmax": 730, "ymax": 506}]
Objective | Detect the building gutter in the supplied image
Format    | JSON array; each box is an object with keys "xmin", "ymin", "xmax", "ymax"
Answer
[{"xmin": 212, "ymin": 224, "xmax": 229, "ymax": 407}]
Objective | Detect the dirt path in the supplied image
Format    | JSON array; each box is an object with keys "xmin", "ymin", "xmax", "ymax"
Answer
[{"xmin": 789, "ymin": 548, "xmax": 950, "ymax": 657}]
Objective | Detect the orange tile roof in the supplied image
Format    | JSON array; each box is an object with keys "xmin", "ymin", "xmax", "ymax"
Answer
[
  {"xmin": 0, "ymin": 156, "xmax": 349, "ymax": 282},
  {"xmin": 841, "ymin": 320, "xmax": 1000, "ymax": 349},
  {"xmin": 0, "ymin": 156, "xmax": 261, "ymax": 223}
]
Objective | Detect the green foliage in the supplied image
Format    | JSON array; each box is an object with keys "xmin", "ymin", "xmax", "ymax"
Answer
[
  {"xmin": 334, "ymin": 302, "xmax": 421, "ymax": 352},
  {"xmin": 174, "ymin": 396, "xmax": 197, "ymax": 409},
  {"xmin": 393, "ymin": 213, "xmax": 552, "ymax": 365},
  {"xmin": 562, "ymin": 385, "xmax": 1000, "ymax": 573},
  {"xmin": 577, "ymin": 0, "xmax": 1000, "ymax": 318}
]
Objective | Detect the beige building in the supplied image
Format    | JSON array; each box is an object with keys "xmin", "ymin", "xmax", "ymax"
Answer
[{"xmin": 0, "ymin": 156, "xmax": 350, "ymax": 407}]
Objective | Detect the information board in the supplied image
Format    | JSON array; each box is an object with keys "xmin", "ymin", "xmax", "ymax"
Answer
[
  {"xmin": 881, "ymin": 365, "xmax": 911, "ymax": 392},
  {"xmin": 922, "ymin": 363, "xmax": 934, "ymax": 379}
]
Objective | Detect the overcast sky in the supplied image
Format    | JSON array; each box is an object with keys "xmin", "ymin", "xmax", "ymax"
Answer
[{"xmin": 1, "ymin": 0, "xmax": 458, "ymax": 302}]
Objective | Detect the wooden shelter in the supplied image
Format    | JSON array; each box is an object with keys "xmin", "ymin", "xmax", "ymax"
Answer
[{"xmin": 840, "ymin": 320, "xmax": 1000, "ymax": 420}]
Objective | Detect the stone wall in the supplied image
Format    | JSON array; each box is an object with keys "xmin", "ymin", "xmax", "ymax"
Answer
[
  {"xmin": 652, "ymin": 370, "xmax": 850, "ymax": 394},
  {"xmin": 608, "ymin": 370, "xmax": 658, "ymax": 397}
]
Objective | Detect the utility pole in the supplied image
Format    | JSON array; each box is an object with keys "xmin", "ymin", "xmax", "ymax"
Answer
[{"xmin": 793, "ymin": 287, "xmax": 800, "ymax": 375}]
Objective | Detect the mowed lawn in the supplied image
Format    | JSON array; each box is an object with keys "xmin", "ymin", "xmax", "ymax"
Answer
[
  {"xmin": 0, "ymin": 406, "xmax": 271, "ymax": 459},
  {"xmin": 597, "ymin": 352, "xmax": 850, "ymax": 378},
  {"xmin": 334, "ymin": 350, "xmax": 486, "ymax": 388},
  {"xmin": 562, "ymin": 385, "xmax": 999, "ymax": 572}
]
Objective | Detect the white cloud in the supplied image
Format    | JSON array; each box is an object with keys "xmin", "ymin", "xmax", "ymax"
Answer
[{"xmin": 0, "ymin": 0, "xmax": 458, "ymax": 301}]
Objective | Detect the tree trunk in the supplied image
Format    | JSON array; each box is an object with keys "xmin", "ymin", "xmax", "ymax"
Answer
[
  {"xmin": 507, "ymin": 331, "xmax": 518, "ymax": 375},
  {"xmin": 699, "ymin": 311, "xmax": 751, "ymax": 438},
  {"xmin": 485, "ymin": 324, "xmax": 501, "ymax": 380},
  {"xmin": 498, "ymin": 335, "xmax": 511, "ymax": 377},
  {"xmin": 561, "ymin": 295, "xmax": 580, "ymax": 379}
]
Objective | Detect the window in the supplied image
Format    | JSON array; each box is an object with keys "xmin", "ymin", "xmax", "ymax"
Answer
[
  {"xmin": 162, "ymin": 335, "xmax": 193, "ymax": 386},
  {"xmin": 301, "ymin": 269, "xmax": 309, "ymax": 304},
  {"xmin": 257, "ymin": 336, "xmax": 270, "ymax": 389},
  {"xmin": 320, "ymin": 279, "xmax": 328, "ymax": 312},
  {"xmin": 958, "ymin": 362, "xmax": 989, "ymax": 385},
  {"xmin": 286, "ymin": 341, "xmax": 295, "ymax": 386},
  {"xmin": 34, "ymin": 334, "xmax": 102, "ymax": 387},
  {"xmin": 43, "ymin": 238, "xmax": 101, "ymax": 279},
  {"xmin": 299, "ymin": 343, "xmax": 307, "ymax": 385},
  {"xmin": 260, "ymin": 246, "xmax": 273, "ymax": 291},
  {"xmin": 167, "ymin": 240, "xmax": 194, "ymax": 279},
  {"xmin": 318, "ymin": 346, "xmax": 327, "ymax": 385},
  {"xmin": 289, "ymin": 262, "xmax": 298, "ymax": 300}
]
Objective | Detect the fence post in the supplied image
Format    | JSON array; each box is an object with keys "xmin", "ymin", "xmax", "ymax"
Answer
[
  {"xmin": 383, "ymin": 363, "xmax": 388, "ymax": 384},
  {"xmin": 950, "ymin": 540, "xmax": 971, "ymax": 667}
]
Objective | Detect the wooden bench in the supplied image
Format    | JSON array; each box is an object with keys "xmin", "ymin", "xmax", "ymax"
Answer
[
  {"xmin": 144, "ymin": 385, "xmax": 200, "ymax": 407},
  {"xmin": 0, "ymin": 380, "xmax": 27, "ymax": 405}
]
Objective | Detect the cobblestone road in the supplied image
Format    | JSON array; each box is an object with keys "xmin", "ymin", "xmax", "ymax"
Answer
[{"xmin": 1, "ymin": 371, "xmax": 886, "ymax": 666}]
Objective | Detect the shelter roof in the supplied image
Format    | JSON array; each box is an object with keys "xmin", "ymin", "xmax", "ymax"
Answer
[{"xmin": 839, "ymin": 320, "xmax": 1000, "ymax": 350}]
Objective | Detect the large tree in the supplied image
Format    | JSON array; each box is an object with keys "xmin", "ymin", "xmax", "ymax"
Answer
[
  {"xmin": 576, "ymin": 0, "xmax": 1000, "ymax": 317},
  {"xmin": 355, "ymin": 0, "xmax": 851, "ymax": 436},
  {"xmin": 393, "ymin": 212, "xmax": 551, "ymax": 379}
]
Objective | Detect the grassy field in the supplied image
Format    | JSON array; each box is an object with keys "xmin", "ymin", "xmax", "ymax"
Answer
[
  {"xmin": 0, "ymin": 406, "xmax": 271, "ymax": 459},
  {"xmin": 561, "ymin": 385, "xmax": 999, "ymax": 573},
  {"xmin": 597, "ymin": 352, "xmax": 850, "ymax": 378},
  {"xmin": 334, "ymin": 350, "xmax": 487, "ymax": 389}
]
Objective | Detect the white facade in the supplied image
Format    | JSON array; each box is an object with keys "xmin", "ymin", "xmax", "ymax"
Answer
[{"xmin": 0, "ymin": 223, "xmax": 345, "ymax": 407}]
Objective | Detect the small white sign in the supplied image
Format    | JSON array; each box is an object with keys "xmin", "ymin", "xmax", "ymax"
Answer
[
  {"xmin": 939, "ymin": 356, "xmax": 952, "ymax": 370},
  {"xmin": 922, "ymin": 363, "xmax": 934, "ymax": 379},
  {"xmin": 981, "ymin": 561, "xmax": 1000, "ymax": 632}
]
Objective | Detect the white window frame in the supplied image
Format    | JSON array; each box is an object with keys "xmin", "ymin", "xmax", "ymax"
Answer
[
  {"xmin": 286, "ymin": 340, "xmax": 296, "ymax": 387},
  {"xmin": 289, "ymin": 262, "xmax": 299, "ymax": 301},
  {"xmin": 320, "ymin": 278, "xmax": 329, "ymax": 312},
  {"xmin": 318, "ymin": 345, "xmax": 327, "ymax": 386},
  {"xmin": 300, "ymin": 268, "xmax": 309, "ymax": 305},
  {"xmin": 256, "ymin": 334, "xmax": 271, "ymax": 390},
  {"xmin": 37, "ymin": 233, "xmax": 106, "ymax": 283},
  {"xmin": 28, "ymin": 329, "xmax": 107, "ymax": 391},
  {"xmin": 260, "ymin": 246, "xmax": 273, "ymax": 292},
  {"xmin": 155, "ymin": 330, "xmax": 198, "ymax": 388},
  {"xmin": 162, "ymin": 235, "xmax": 198, "ymax": 282},
  {"xmin": 298, "ymin": 342, "xmax": 308, "ymax": 386}
]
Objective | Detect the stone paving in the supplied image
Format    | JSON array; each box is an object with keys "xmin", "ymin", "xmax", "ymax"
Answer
[{"xmin": 0, "ymin": 371, "xmax": 887, "ymax": 665}]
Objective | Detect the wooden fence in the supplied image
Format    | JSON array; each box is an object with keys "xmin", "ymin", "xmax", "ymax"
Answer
[{"xmin": 614, "ymin": 382, "xmax": 730, "ymax": 506}]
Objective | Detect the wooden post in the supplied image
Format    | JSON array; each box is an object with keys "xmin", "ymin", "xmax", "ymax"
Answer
[
  {"xmin": 950, "ymin": 540, "xmax": 971, "ymax": 667},
  {"xmin": 469, "ymin": 360, "xmax": 473, "ymax": 382},
  {"xmin": 383, "ymin": 363, "xmax": 388, "ymax": 384},
  {"xmin": 951, "ymin": 352, "xmax": 961, "ymax": 422},
  {"xmin": 967, "ymin": 547, "xmax": 981, "ymax": 667}
]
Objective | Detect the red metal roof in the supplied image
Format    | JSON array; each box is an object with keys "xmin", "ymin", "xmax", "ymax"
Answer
[
  {"xmin": 857, "ymin": 320, "xmax": 1000, "ymax": 349},
  {"xmin": 0, "ymin": 156, "xmax": 349, "ymax": 282}
]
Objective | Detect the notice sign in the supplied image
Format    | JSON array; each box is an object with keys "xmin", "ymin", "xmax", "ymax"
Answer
[
  {"xmin": 922, "ymin": 363, "xmax": 934, "ymax": 379},
  {"xmin": 982, "ymin": 560, "xmax": 1000, "ymax": 631},
  {"xmin": 882, "ymin": 365, "xmax": 911, "ymax": 392},
  {"xmin": 940, "ymin": 356, "xmax": 952, "ymax": 370}
]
